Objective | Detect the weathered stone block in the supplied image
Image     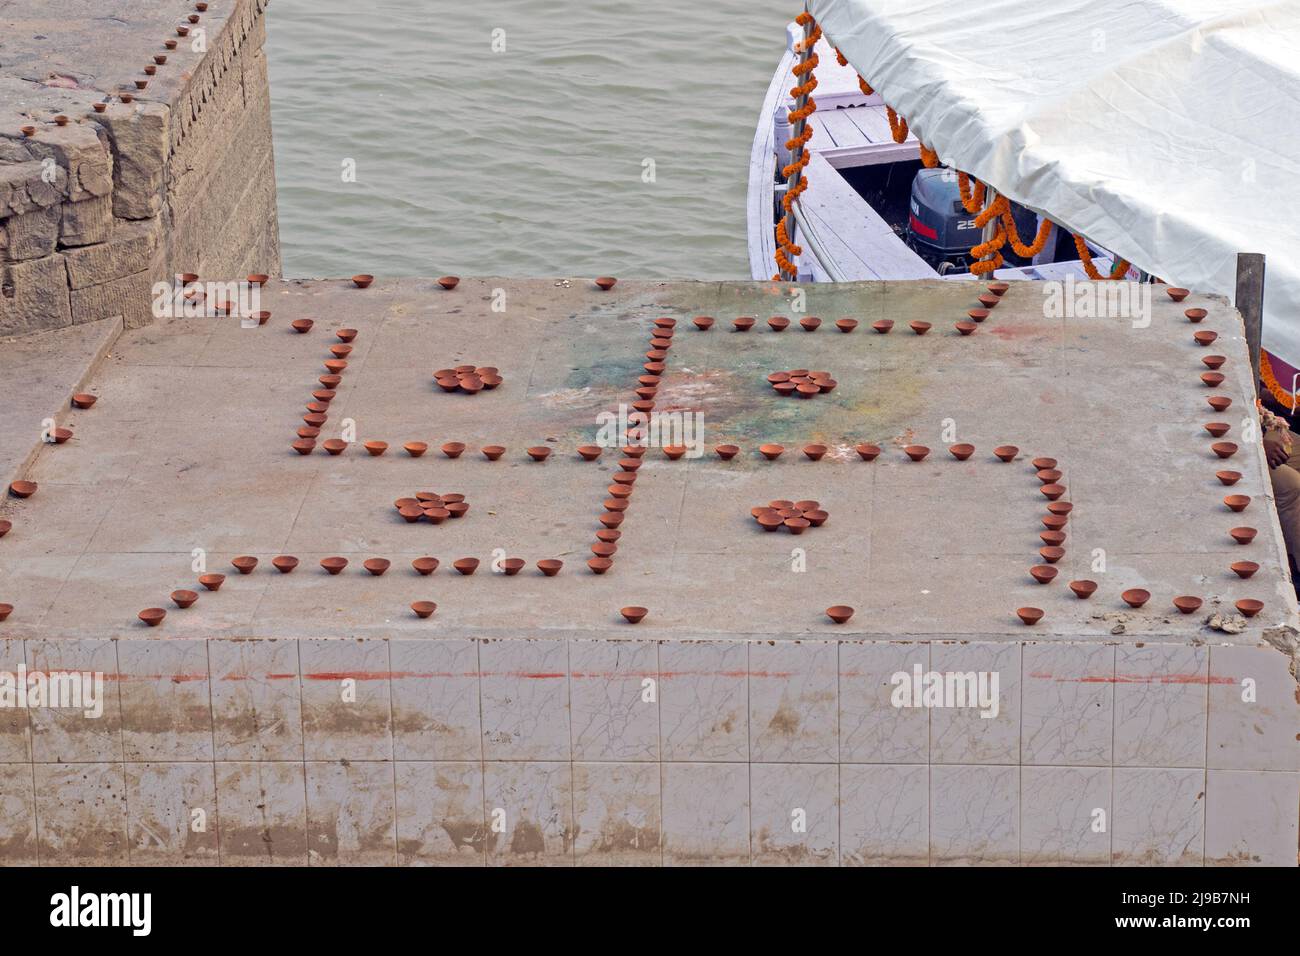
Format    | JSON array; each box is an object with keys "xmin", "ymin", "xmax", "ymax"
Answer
[
  {"xmin": 69, "ymin": 267, "xmax": 154, "ymax": 329},
  {"xmin": 0, "ymin": 254, "xmax": 71, "ymax": 336},
  {"xmin": 98, "ymin": 103, "xmax": 169, "ymax": 220},
  {"xmin": 63, "ymin": 217, "xmax": 160, "ymax": 288},
  {"xmin": 0, "ymin": 205, "xmax": 60, "ymax": 261}
]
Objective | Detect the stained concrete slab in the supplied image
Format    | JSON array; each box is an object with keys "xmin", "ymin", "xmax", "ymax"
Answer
[{"xmin": 0, "ymin": 276, "xmax": 1297, "ymax": 866}]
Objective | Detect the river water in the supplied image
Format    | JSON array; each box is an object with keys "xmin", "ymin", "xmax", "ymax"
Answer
[{"xmin": 265, "ymin": 0, "xmax": 793, "ymax": 279}]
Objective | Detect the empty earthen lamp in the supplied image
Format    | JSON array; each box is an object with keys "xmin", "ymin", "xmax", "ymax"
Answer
[
  {"xmin": 1216, "ymin": 470, "xmax": 1242, "ymax": 486},
  {"xmin": 909, "ymin": 320, "xmax": 931, "ymax": 335},
  {"xmin": 321, "ymin": 557, "xmax": 348, "ymax": 575},
  {"xmin": 352, "ymin": 274, "xmax": 373, "ymax": 288},
  {"xmin": 1235, "ymin": 598, "xmax": 1263, "ymax": 618},
  {"xmin": 803, "ymin": 444, "xmax": 828, "ymax": 461},
  {"xmin": 1042, "ymin": 514, "xmax": 1068, "ymax": 531},
  {"xmin": 1185, "ymin": 307, "xmax": 1207, "ymax": 322},
  {"xmin": 1204, "ymin": 422, "xmax": 1230, "ymax": 438},
  {"xmin": 1211, "ymin": 442, "xmax": 1238, "ymax": 459},
  {"xmin": 826, "ymin": 605, "xmax": 855, "ymax": 624},
  {"xmin": 594, "ymin": 276, "xmax": 617, "ymax": 290},
  {"xmin": 1031, "ymin": 457, "xmax": 1057, "ymax": 470},
  {"xmin": 1229, "ymin": 526, "xmax": 1257, "ymax": 545},
  {"xmin": 499, "ymin": 557, "xmax": 525, "ymax": 576},
  {"xmin": 1166, "ymin": 287, "xmax": 1189, "ymax": 301},
  {"xmin": 856, "ymin": 443, "xmax": 881, "ymax": 461},
  {"xmin": 1040, "ymin": 530, "xmax": 1067, "ymax": 546},
  {"xmin": 404, "ymin": 441, "xmax": 428, "ymax": 458},
  {"xmin": 292, "ymin": 319, "xmax": 314, "ymax": 334},
  {"xmin": 170, "ymin": 589, "xmax": 199, "ymax": 609},
  {"xmin": 955, "ymin": 321, "xmax": 977, "ymax": 336},
  {"xmin": 320, "ymin": 374, "xmax": 342, "ymax": 388},
  {"xmin": 410, "ymin": 601, "xmax": 438, "ymax": 619},
  {"xmin": 1230, "ymin": 560, "xmax": 1259, "ymax": 579},
  {"xmin": 993, "ymin": 445, "xmax": 1019, "ymax": 462},
  {"xmin": 1047, "ymin": 501, "xmax": 1073, "ymax": 516},
  {"xmin": 272, "ymin": 555, "xmax": 299, "ymax": 574},
  {"xmin": 324, "ymin": 359, "xmax": 348, "ymax": 374},
  {"xmin": 361, "ymin": 440, "xmax": 388, "ymax": 457},
  {"xmin": 968, "ymin": 309, "xmax": 990, "ymax": 322},
  {"xmin": 231, "ymin": 555, "xmax": 258, "ymax": 574},
  {"xmin": 479, "ymin": 445, "xmax": 504, "ymax": 461},
  {"xmin": 577, "ymin": 445, "xmax": 603, "ymax": 461},
  {"xmin": 323, "ymin": 439, "xmax": 348, "ymax": 456},
  {"xmin": 440, "ymin": 442, "xmax": 466, "ymax": 459},
  {"xmin": 1202, "ymin": 355, "xmax": 1226, "ymax": 370},
  {"xmin": 588, "ymin": 557, "xmax": 614, "ymax": 574},
  {"xmin": 445, "ymin": 502, "xmax": 469, "ymax": 519},
  {"xmin": 836, "ymin": 318, "xmax": 858, "ymax": 332},
  {"xmin": 527, "ymin": 446, "xmax": 552, "ymax": 461},
  {"xmin": 1036, "ymin": 469, "xmax": 1063, "ymax": 484},
  {"xmin": 733, "ymin": 316, "xmax": 756, "ymax": 331},
  {"xmin": 663, "ymin": 445, "xmax": 687, "ymax": 460},
  {"xmin": 784, "ymin": 517, "xmax": 811, "ymax": 534},
  {"xmin": 988, "ymin": 281, "xmax": 1010, "ymax": 296},
  {"xmin": 334, "ymin": 329, "xmax": 357, "ymax": 343},
  {"xmin": 453, "ymin": 558, "xmax": 479, "ymax": 576},
  {"xmin": 1207, "ymin": 396, "xmax": 1232, "ymax": 411},
  {"xmin": 9, "ymin": 480, "xmax": 37, "ymax": 498},
  {"xmin": 0, "ymin": 604, "xmax": 12, "ymax": 622},
  {"xmin": 329, "ymin": 344, "xmax": 352, "ymax": 359},
  {"xmin": 872, "ymin": 319, "xmax": 894, "ymax": 334},
  {"xmin": 362, "ymin": 558, "xmax": 390, "ymax": 577},
  {"xmin": 799, "ymin": 316, "xmax": 821, "ymax": 331},
  {"xmin": 1016, "ymin": 607, "xmax": 1044, "ymax": 626},
  {"xmin": 948, "ymin": 443, "xmax": 974, "ymax": 461},
  {"xmin": 759, "ymin": 444, "xmax": 785, "ymax": 461},
  {"xmin": 1040, "ymin": 483, "xmax": 1066, "ymax": 501},
  {"xmin": 620, "ymin": 606, "xmax": 648, "ymax": 624},
  {"xmin": 692, "ymin": 316, "xmax": 714, "ymax": 330},
  {"xmin": 71, "ymin": 393, "xmax": 98, "ymax": 409},
  {"xmin": 1121, "ymin": 588, "xmax": 1151, "ymax": 608},
  {"xmin": 1029, "ymin": 565, "xmax": 1058, "ymax": 584},
  {"xmin": 398, "ymin": 505, "xmax": 423, "ymax": 523},
  {"xmin": 438, "ymin": 276, "xmax": 460, "ymax": 290},
  {"xmin": 199, "ymin": 573, "xmax": 225, "ymax": 591},
  {"xmin": 977, "ymin": 294, "xmax": 998, "ymax": 308},
  {"xmin": 138, "ymin": 608, "xmax": 166, "ymax": 627},
  {"xmin": 768, "ymin": 316, "xmax": 790, "ymax": 332},
  {"xmin": 1202, "ymin": 373, "xmax": 1227, "ymax": 389},
  {"xmin": 1068, "ymin": 579, "xmax": 1098, "ymax": 599},
  {"xmin": 1039, "ymin": 546, "xmax": 1065, "ymax": 564},
  {"xmin": 1193, "ymin": 330, "xmax": 1218, "ymax": 346},
  {"xmin": 1224, "ymin": 494, "xmax": 1251, "ymax": 513},
  {"xmin": 715, "ymin": 444, "xmax": 740, "ymax": 460},
  {"xmin": 904, "ymin": 445, "xmax": 930, "ymax": 462},
  {"xmin": 1172, "ymin": 595, "xmax": 1203, "ymax": 615},
  {"xmin": 538, "ymin": 559, "xmax": 563, "ymax": 577},
  {"xmin": 0, "ymin": 519, "xmax": 10, "ymax": 538}
]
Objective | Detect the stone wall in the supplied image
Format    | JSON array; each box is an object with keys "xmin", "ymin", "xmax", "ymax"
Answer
[{"xmin": 0, "ymin": 0, "xmax": 280, "ymax": 337}]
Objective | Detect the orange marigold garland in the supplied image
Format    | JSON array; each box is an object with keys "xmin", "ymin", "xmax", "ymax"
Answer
[
  {"xmin": 1261, "ymin": 352, "xmax": 1298, "ymax": 411},
  {"xmin": 774, "ymin": 12, "xmax": 822, "ymax": 280},
  {"xmin": 1072, "ymin": 233, "xmax": 1130, "ymax": 280}
]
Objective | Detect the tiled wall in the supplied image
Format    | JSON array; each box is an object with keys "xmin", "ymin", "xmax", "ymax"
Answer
[{"xmin": 0, "ymin": 636, "xmax": 1295, "ymax": 865}]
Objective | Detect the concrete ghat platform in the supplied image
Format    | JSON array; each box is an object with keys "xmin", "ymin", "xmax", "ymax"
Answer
[{"xmin": 0, "ymin": 277, "xmax": 1296, "ymax": 865}]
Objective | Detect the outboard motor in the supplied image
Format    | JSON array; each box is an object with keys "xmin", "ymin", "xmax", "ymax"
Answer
[{"xmin": 906, "ymin": 168, "xmax": 1039, "ymax": 271}]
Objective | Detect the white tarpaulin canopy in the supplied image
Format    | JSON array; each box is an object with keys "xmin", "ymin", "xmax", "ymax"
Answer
[{"xmin": 811, "ymin": 0, "xmax": 1300, "ymax": 368}]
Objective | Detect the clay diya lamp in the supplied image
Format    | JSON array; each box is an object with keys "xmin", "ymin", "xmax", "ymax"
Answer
[
  {"xmin": 361, "ymin": 440, "xmax": 387, "ymax": 457},
  {"xmin": 804, "ymin": 510, "xmax": 829, "ymax": 527},
  {"xmin": 1184, "ymin": 307, "xmax": 1207, "ymax": 322},
  {"xmin": 272, "ymin": 555, "xmax": 299, "ymax": 574},
  {"xmin": 768, "ymin": 371, "xmax": 791, "ymax": 386},
  {"xmin": 51, "ymin": 427, "xmax": 72, "ymax": 444},
  {"xmin": 446, "ymin": 502, "xmax": 470, "ymax": 519},
  {"xmin": 292, "ymin": 319, "xmax": 314, "ymax": 333},
  {"xmin": 404, "ymin": 441, "xmax": 428, "ymax": 458},
  {"xmin": 54, "ymin": 114, "xmax": 71, "ymax": 125},
  {"xmin": 1015, "ymin": 607, "xmax": 1044, "ymax": 626},
  {"xmin": 577, "ymin": 445, "xmax": 603, "ymax": 461},
  {"xmin": 199, "ymin": 574, "xmax": 225, "ymax": 591},
  {"xmin": 1040, "ymin": 530, "xmax": 1067, "ymax": 547},
  {"xmin": 323, "ymin": 439, "xmax": 348, "ymax": 456},
  {"xmin": 968, "ymin": 309, "xmax": 990, "ymax": 322},
  {"xmin": 596, "ymin": 529, "xmax": 622, "ymax": 544},
  {"xmin": 1039, "ymin": 483, "xmax": 1066, "ymax": 501},
  {"xmin": 329, "ymin": 344, "xmax": 352, "ymax": 359},
  {"xmin": 816, "ymin": 378, "xmax": 838, "ymax": 393},
  {"xmin": 856, "ymin": 443, "xmax": 881, "ymax": 461},
  {"xmin": 302, "ymin": 412, "xmax": 327, "ymax": 428},
  {"xmin": 411, "ymin": 601, "xmax": 438, "ymax": 619},
  {"xmin": 1039, "ymin": 546, "xmax": 1066, "ymax": 564},
  {"xmin": 171, "ymin": 589, "xmax": 199, "ymax": 609},
  {"xmin": 977, "ymin": 294, "xmax": 998, "ymax": 308},
  {"xmin": 988, "ymin": 281, "xmax": 1010, "ymax": 296},
  {"xmin": 904, "ymin": 445, "xmax": 930, "ymax": 462},
  {"xmin": 612, "ymin": 472, "xmax": 638, "ymax": 485},
  {"xmin": 618, "ymin": 458, "xmax": 643, "ymax": 471},
  {"xmin": 1235, "ymin": 598, "xmax": 1264, "ymax": 618},
  {"xmin": 715, "ymin": 444, "xmax": 740, "ymax": 460},
  {"xmin": 663, "ymin": 445, "xmax": 687, "ymax": 460},
  {"xmin": 784, "ymin": 517, "xmax": 811, "ymax": 534},
  {"xmin": 692, "ymin": 316, "xmax": 714, "ymax": 331},
  {"xmin": 324, "ymin": 359, "xmax": 348, "ymax": 375},
  {"xmin": 435, "ymin": 377, "xmax": 460, "ymax": 393},
  {"xmin": 92, "ymin": 103, "xmax": 107, "ymax": 113},
  {"xmin": 1211, "ymin": 442, "xmax": 1238, "ymax": 459},
  {"xmin": 319, "ymin": 374, "xmax": 342, "ymax": 388},
  {"xmin": 948, "ymin": 443, "xmax": 975, "ymax": 461},
  {"xmin": 440, "ymin": 441, "xmax": 466, "ymax": 459},
  {"xmin": 594, "ymin": 276, "xmax": 617, "ymax": 290},
  {"xmin": 527, "ymin": 446, "xmax": 552, "ymax": 462},
  {"xmin": 872, "ymin": 319, "xmax": 894, "ymax": 334},
  {"xmin": 1172, "ymin": 595, "xmax": 1203, "ymax": 615},
  {"xmin": 336, "ymin": 328, "xmax": 358, "ymax": 342},
  {"xmin": 1201, "ymin": 372, "xmax": 1226, "ymax": 388},
  {"xmin": 598, "ymin": 512, "xmax": 624, "ymax": 529},
  {"xmin": 759, "ymin": 444, "xmax": 785, "ymax": 461},
  {"xmin": 231, "ymin": 555, "xmax": 259, "ymax": 574},
  {"xmin": 134, "ymin": 79, "xmax": 149, "ymax": 90},
  {"xmin": 0, "ymin": 520, "xmax": 10, "ymax": 538},
  {"xmin": 1029, "ymin": 565, "xmax": 1058, "ymax": 584},
  {"xmin": 909, "ymin": 320, "xmax": 931, "ymax": 335},
  {"xmin": 1193, "ymin": 330, "xmax": 1218, "ymax": 347},
  {"xmin": 500, "ymin": 558, "xmax": 526, "ymax": 576},
  {"xmin": 537, "ymin": 559, "xmax": 564, "ymax": 577},
  {"xmin": 588, "ymin": 557, "xmax": 614, "ymax": 574},
  {"xmin": 733, "ymin": 317, "xmax": 756, "ymax": 331},
  {"xmin": 767, "ymin": 317, "xmax": 790, "ymax": 332},
  {"xmin": 0, "ymin": 604, "xmax": 11, "ymax": 622},
  {"xmin": 1214, "ymin": 470, "xmax": 1242, "ymax": 486},
  {"xmin": 399, "ymin": 506, "xmax": 426, "ymax": 523},
  {"xmin": 1204, "ymin": 422, "xmax": 1230, "ymax": 438},
  {"xmin": 438, "ymin": 276, "xmax": 460, "ymax": 290},
  {"xmin": 1036, "ymin": 469, "xmax": 1062, "ymax": 484},
  {"xmin": 1230, "ymin": 560, "xmax": 1259, "ymax": 579},
  {"xmin": 71, "ymin": 393, "xmax": 98, "ymax": 409},
  {"xmin": 1229, "ymin": 526, "xmax": 1257, "ymax": 545},
  {"xmin": 1224, "ymin": 494, "xmax": 1251, "ymax": 513},
  {"xmin": 246, "ymin": 273, "xmax": 268, "ymax": 287},
  {"xmin": 1202, "ymin": 355, "xmax": 1226, "ymax": 370},
  {"xmin": 826, "ymin": 605, "xmax": 855, "ymax": 624},
  {"xmin": 20, "ymin": 125, "xmax": 36, "ymax": 137},
  {"xmin": 1031, "ymin": 457, "xmax": 1057, "ymax": 470},
  {"xmin": 1047, "ymin": 501, "xmax": 1073, "ymax": 516},
  {"xmin": 447, "ymin": 557, "xmax": 476, "ymax": 576},
  {"xmin": 406, "ymin": 557, "xmax": 438, "ymax": 577},
  {"xmin": 138, "ymin": 608, "xmax": 166, "ymax": 627},
  {"xmin": 320, "ymin": 557, "xmax": 348, "ymax": 575},
  {"xmin": 1166, "ymin": 287, "xmax": 1189, "ymax": 301},
  {"xmin": 480, "ymin": 445, "xmax": 505, "ymax": 461},
  {"xmin": 1207, "ymin": 396, "xmax": 1232, "ymax": 412},
  {"xmin": 351, "ymin": 274, "xmax": 374, "ymax": 289},
  {"xmin": 1121, "ymin": 588, "xmax": 1151, "ymax": 608},
  {"xmin": 836, "ymin": 319, "xmax": 858, "ymax": 333},
  {"xmin": 9, "ymin": 481, "xmax": 37, "ymax": 499},
  {"xmin": 165, "ymin": 39, "xmax": 178, "ymax": 49},
  {"xmin": 955, "ymin": 321, "xmax": 977, "ymax": 336},
  {"xmin": 803, "ymin": 444, "xmax": 828, "ymax": 461},
  {"xmin": 1068, "ymin": 579, "xmax": 1098, "ymax": 599},
  {"xmin": 119, "ymin": 93, "xmax": 133, "ymax": 104},
  {"xmin": 620, "ymin": 606, "xmax": 648, "ymax": 624},
  {"xmin": 306, "ymin": 401, "xmax": 329, "ymax": 415},
  {"xmin": 992, "ymin": 445, "xmax": 1019, "ymax": 462},
  {"xmin": 608, "ymin": 484, "xmax": 633, "ymax": 500},
  {"xmin": 363, "ymin": 558, "xmax": 391, "ymax": 576},
  {"xmin": 292, "ymin": 438, "xmax": 316, "ymax": 455},
  {"xmin": 299, "ymin": 425, "xmax": 321, "ymax": 438},
  {"xmin": 774, "ymin": 382, "xmax": 798, "ymax": 397},
  {"xmin": 654, "ymin": 318, "xmax": 677, "ymax": 331},
  {"xmin": 1042, "ymin": 514, "xmax": 1068, "ymax": 531},
  {"xmin": 757, "ymin": 514, "xmax": 783, "ymax": 532},
  {"xmin": 799, "ymin": 316, "xmax": 821, "ymax": 332}
]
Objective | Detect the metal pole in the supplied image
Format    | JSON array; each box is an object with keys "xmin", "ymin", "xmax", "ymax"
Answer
[
  {"xmin": 779, "ymin": 8, "xmax": 816, "ymax": 281},
  {"xmin": 1234, "ymin": 252, "xmax": 1266, "ymax": 393}
]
